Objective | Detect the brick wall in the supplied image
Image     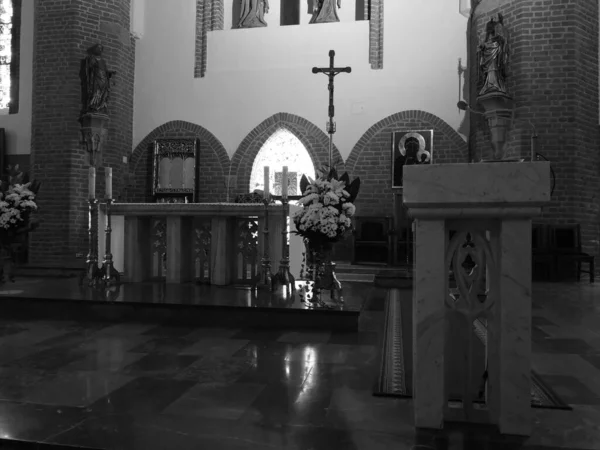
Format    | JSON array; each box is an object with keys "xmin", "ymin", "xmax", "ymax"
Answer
[
  {"xmin": 346, "ymin": 110, "xmax": 468, "ymax": 217},
  {"xmin": 469, "ymin": 0, "xmax": 600, "ymax": 268},
  {"xmin": 195, "ymin": 0, "xmax": 224, "ymax": 78},
  {"xmin": 30, "ymin": 0, "xmax": 135, "ymax": 268},
  {"xmin": 128, "ymin": 121, "xmax": 229, "ymax": 203}
]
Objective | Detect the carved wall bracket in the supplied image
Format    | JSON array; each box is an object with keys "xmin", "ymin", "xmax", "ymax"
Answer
[{"xmin": 79, "ymin": 113, "xmax": 109, "ymax": 167}]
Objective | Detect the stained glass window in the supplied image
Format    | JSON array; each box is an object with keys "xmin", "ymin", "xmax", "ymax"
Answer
[
  {"xmin": 249, "ymin": 128, "xmax": 316, "ymax": 197},
  {"xmin": 0, "ymin": 0, "xmax": 13, "ymax": 111}
]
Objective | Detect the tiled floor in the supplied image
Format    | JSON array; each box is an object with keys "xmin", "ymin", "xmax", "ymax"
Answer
[{"xmin": 0, "ymin": 281, "xmax": 598, "ymax": 449}]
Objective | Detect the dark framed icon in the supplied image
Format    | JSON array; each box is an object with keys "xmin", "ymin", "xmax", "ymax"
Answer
[
  {"xmin": 391, "ymin": 130, "xmax": 433, "ymax": 188},
  {"xmin": 152, "ymin": 138, "xmax": 199, "ymax": 203}
]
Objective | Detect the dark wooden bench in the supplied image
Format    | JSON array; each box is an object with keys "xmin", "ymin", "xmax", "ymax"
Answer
[
  {"xmin": 549, "ymin": 224, "xmax": 595, "ymax": 283},
  {"xmin": 351, "ymin": 216, "xmax": 393, "ymax": 266}
]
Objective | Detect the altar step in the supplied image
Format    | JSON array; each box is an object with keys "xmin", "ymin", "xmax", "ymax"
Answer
[
  {"xmin": 335, "ymin": 263, "xmax": 413, "ymax": 289},
  {"xmin": 13, "ymin": 265, "xmax": 84, "ymax": 278},
  {"xmin": 0, "ymin": 277, "xmax": 387, "ymax": 332}
]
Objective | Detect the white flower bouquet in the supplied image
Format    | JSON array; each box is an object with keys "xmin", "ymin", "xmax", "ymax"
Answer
[
  {"xmin": 0, "ymin": 166, "xmax": 41, "ymax": 243},
  {"xmin": 291, "ymin": 168, "xmax": 360, "ymax": 247}
]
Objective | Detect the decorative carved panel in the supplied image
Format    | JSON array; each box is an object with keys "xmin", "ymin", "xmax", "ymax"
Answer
[
  {"xmin": 153, "ymin": 138, "xmax": 198, "ymax": 203},
  {"xmin": 444, "ymin": 227, "xmax": 497, "ymax": 421},
  {"xmin": 151, "ymin": 217, "xmax": 167, "ymax": 278},
  {"xmin": 194, "ymin": 218, "xmax": 211, "ymax": 283},
  {"xmin": 445, "ymin": 230, "xmax": 495, "ymax": 320},
  {"xmin": 236, "ymin": 217, "xmax": 259, "ymax": 284}
]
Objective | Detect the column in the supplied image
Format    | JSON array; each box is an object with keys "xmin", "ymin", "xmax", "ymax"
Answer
[
  {"xmin": 211, "ymin": 216, "xmax": 235, "ymax": 285},
  {"xmin": 413, "ymin": 218, "xmax": 447, "ymax": 429},
  {"xmin": 124, "ymin": 216, "xmax": 151, "ymax": 282},
  {"xmin": 492, "ymin": 219, "xmax": 532, "ymax": 436},
  {"xmin": 166, "ymin": 216, "xmax": 194, "ymax": 283}
]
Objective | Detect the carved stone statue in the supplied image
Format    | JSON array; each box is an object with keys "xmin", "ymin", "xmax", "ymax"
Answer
[
  {"xmin": 79, "ymin": 44, "xmax": 117, "ymax": 116},
  {"xmin": 310, "ymin": 0, "xmax": 341, "ymax": 24},
  {"xmin": 477, "ymin": 14, "xmax": 509, "ymax": 96},
  {"xmin": 238, "ymin": 0, "xmax": 270, "ymax": 28}
]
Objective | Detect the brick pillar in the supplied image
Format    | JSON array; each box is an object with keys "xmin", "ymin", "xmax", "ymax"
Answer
[
  {"xmin": 367, "ymin": 0, "xmax": 384, "ymax": 70},
  {"xmin": 30, "ymin": 0, "xmax": 135, "ymax": 268},
  {"xmin": 195, "ymin": 0, "xmax": 225, "ymax": 78},
  {"xmin": 469, "ymin": 0, "xmax": 600, "ymax": 266}
]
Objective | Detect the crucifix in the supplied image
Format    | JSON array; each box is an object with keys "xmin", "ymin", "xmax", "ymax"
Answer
[{"xmin": 312, "ymin": 50, "xmax": 351, "ymax": 170}]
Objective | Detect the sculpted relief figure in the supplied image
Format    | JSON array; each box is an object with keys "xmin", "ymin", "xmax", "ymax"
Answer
[
  {"xmin": 310, "ymin": 0, "xmax": 341, "ymax": 24},
  {"xmin": 80, "ymin": 44, "xmax": 117, "ymax": 116},
  {"xmin": 477, "ymin": 14, "xmax": 509, "ymax": 96},
  {"xmin": 238, "ymin": 0, "xmax": 270, "ymax": 28}
]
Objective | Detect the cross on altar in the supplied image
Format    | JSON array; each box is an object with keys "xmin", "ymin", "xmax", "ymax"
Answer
[{"xmin": 312, "ymin": 50, "xmax": 351, "ymax": 170}]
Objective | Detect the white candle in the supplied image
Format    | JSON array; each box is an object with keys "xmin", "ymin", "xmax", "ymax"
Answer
[
  {"xmin": 105, "ymin": 167, "xmax": 113, "ymax": 198},
  {"xmin": 282, "ymin": 166, "xmax": 288, "ymax": 199},
  {"xmin": 530, "ymin": 135, "xmax": 538, "ymax": 161},
  {"xmin": 88, "ymin": 166, "xmax": 96, "ymax": 200},
  {"xmin": 264, "ymin": 166, "xmax": 269, "ymax": 197}
]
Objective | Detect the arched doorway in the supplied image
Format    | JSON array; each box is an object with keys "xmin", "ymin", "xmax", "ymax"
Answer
[{"xmin": 249, "ymin": 128, "xmax": 316, "ymax": 197}]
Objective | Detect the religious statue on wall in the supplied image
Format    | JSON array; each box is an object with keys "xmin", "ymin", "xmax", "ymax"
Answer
[
  {"xmin": 238, "ymin": 0, "xmax": 270, "ymax": 28},
  {"xmin": 79, "ymin": 43, "xmax": 117, "ymax": 116},
  {"xmin": 310, "ymin": 0, "xmax": 341, "ymax": 24},
  {"xmin": 477, "ymin": 14, "xmax": 509, "ymax": 96}
]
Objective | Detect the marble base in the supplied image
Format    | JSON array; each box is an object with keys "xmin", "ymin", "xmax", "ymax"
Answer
[{"xmin": 405, "ymin": 162, "xmax": 551, "ymax": 436}]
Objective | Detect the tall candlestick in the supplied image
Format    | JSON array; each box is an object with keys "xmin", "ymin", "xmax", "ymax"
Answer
[
  {"xmin": 282, "ymin": 166, "xmax": 288, "ymax": 199},
  {"xmin": 88, "ymin": 166, "xmax": 96, "ymax": 200},
  {"xmin": 105, "ymin": 167, "xmax": 113, "ymax": 198},
  {"xmin": 530, "ymin": 135, "xmax": 538, "ymax": 161},
  {"xmin": 264, "ymin": 166, "xmax": 269, "ymax": 198}
]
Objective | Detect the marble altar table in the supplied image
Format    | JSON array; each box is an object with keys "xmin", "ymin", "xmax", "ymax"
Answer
[{"xmin": 98, "ymin": 203, "xmax": 285, "ymax": 285}]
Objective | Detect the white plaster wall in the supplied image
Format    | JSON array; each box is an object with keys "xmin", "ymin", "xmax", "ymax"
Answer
[
  {"xmin": 0, "ymin": 0, "xmax": 34, "ymax": 155},
  {"xmin": 133, "ymin": 0, "xmax": 468, "ymax": 159}
]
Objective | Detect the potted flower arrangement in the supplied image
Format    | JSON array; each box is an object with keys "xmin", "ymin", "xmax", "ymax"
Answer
[
  {"xmin": 0, "ymin": 165, "xmax": 41, "ymax": 284},
  {"xmin": 291, "ymin": 167, "xmax": 360, "ymax": 303}
]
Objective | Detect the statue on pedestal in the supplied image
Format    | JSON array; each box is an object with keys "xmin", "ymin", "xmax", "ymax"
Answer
[
  {"xmin": 310, "ymin": 0, "xmax": 341, "ymax": 24},
  {"xmin": 79, "ymin": 43, "xmax": 117, "ymax": 116},
  {"xmin": 477, "ymin": 14, "xmax": 509, "ymax": 96},
  {"xmin": 238, "ymin": 0, "xmax": 270, "ymax": 28}
]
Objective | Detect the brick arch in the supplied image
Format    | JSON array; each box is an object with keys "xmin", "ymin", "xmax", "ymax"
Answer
[
  {"xmin": 347, "ymin": 110, "xmax": 467, "ymax": 171},
  {"xmin": 127, "ymin": 120, "xmax": 229, "ymax": 202},
  {"xmin": 229, "ymin": 112, "xmax": 343, "ymax": 197},
  {"xmin": 344, "ymin": 110, "xmax": 468, "ymax": 218}
]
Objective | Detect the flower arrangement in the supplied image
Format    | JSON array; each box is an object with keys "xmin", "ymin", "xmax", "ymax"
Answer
[
  {"xmin": 0, "ymin": 166, "xmax": 41, "ymax": 240},
  {"xmin": 0, "ymin": 166, "xmax": 41, "ymax": 283},
  {"xmin": 291, "ymin": 168, "xmax": 360, "ymax": 246}
]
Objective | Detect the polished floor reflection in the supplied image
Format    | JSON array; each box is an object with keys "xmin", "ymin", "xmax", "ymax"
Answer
[{"xmin": 0, "ymin": 281, "xmax": 598, "ymax": 449}]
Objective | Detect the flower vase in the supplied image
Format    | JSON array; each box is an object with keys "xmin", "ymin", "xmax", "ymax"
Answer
[{"xmin": 305, "ymin": 239, "xmax": 343, "ymax": 305}]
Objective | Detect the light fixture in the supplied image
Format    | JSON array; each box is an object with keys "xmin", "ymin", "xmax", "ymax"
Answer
[{"xmin": 459, "ymin": 0, "xmax": 471, "ymax": 18}]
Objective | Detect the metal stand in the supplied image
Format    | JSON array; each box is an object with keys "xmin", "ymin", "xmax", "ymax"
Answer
[
  {"xmin": 82, "ymin": 198, "xmax": 102, "ymax": 287},
  {"xmin": 272, "ymin": 197, "xmax": 296, "ymax": 298},
  {"xmin": 100, "ymin": 198, "xmax": 120, "ymax": 286},
  {"xmin": 256, "ymin": 198, "xmax": 273, "ymax": 290}
]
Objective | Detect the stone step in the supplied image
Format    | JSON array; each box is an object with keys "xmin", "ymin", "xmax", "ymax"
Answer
[{"xmin": 13, "ymin": 266, "xmax": 84, "ymax": 278}]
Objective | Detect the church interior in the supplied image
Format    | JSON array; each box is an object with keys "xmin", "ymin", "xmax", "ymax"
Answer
[{"xmin": 0, "ymin": 0, "xmax": 599, "ymax": 448}]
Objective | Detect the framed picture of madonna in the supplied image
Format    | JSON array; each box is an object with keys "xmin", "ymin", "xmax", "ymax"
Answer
[{"xmin": 391, "ymin": 130, "xmax": 434, "ymax": 188}]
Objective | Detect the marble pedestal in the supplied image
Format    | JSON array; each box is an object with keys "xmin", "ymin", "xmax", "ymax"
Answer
[{"xmin": 403, "ymin": 162, "xmax": 551, "ymax": 436}]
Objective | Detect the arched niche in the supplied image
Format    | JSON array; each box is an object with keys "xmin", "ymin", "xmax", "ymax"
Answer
[{"xmin": 249, "ymin": 128, "xmax": 316, "ymax": 196}]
